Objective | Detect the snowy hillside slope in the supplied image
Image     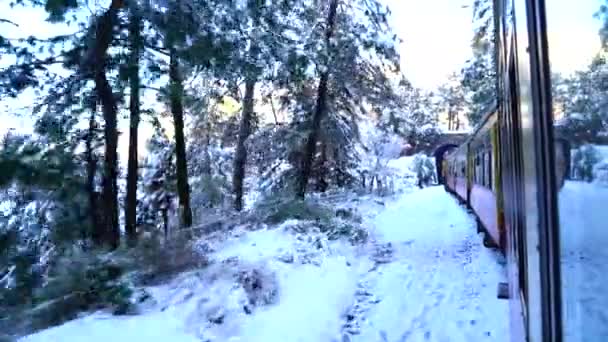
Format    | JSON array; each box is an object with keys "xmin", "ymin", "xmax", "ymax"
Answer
[
  {"xmin": 20, "ymin": 185, "xmax": 509, "ymax": 342},
  {"xmin": 20, "ymin": 222, "xmax": 371, "ymax": 342}
]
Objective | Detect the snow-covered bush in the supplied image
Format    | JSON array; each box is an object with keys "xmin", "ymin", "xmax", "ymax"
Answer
[
  {"xmin": 0, "ymin": 251, "xmax": 135, "ymax": 336},
  {"xmin": 321, "ymin": 219, "xmax": 368, "ymax": 244},
  {"xmin": 572, "ymin": 144, "xmax": 601, "ymax": 182},
  {"xmin": 412, "ymin": 154, "xmax": 436, "ymax": 187},
  {"xmin": 593, "ymin": 161, "xmax": 608, "ymax": 186},
  {"xmin": 0, "ymin": 133, "xmax": 97, "ymax": 336},
  {"xmin": 236, "ymin": 267, "xmax": 279, "ymax": 308},
  {"xmin": 256, "ymin": 197, "xmax": 334, "ymax": 225},
  {"xmin": 189, "ymin": 145, "xmax": 235, "ymax": 213},
  {"xmin": 280, "ymin": 207, "xmax": 368, "ymax": 245},
  {"xmin": 357, "ymin": 129, "xmax": 402, "ymax": 195},
  {"xmin": 129, "ymin": 232, "xmax": 208, "ymax": 286}
]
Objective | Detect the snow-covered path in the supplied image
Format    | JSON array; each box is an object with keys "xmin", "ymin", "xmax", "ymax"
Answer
[{"xmin": 345, "ymin": 186, "xmax": 510, "ymax": 342}]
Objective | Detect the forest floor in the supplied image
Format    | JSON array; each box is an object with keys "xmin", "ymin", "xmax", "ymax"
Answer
[{"xmin": 20, "ymin": 171, "xmax": 510, "ymax": 342}]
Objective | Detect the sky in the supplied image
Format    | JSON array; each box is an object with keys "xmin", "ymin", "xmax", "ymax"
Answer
[
  {"xmin": 383, "ymin": 0, "xmax": 474, "ymax": 90},
  {"xmin": 383, "ymin": 0, "xmax": 604, "ymax": 90},
  {"xmin": 544, "ymin": 0, "xmax": 603, "ymax": 75},
  {"xmin": 0, "ymin": 0, "xmax": 605, "ymax": 150}
]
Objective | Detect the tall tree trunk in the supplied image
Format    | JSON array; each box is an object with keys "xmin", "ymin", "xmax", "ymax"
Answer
[
  {"xmin": 97, "ymin": 74, "xmax": 120, "ymax": 249},
  {"xmin": 203, "ymin": 122, "xmax": 212, "ymax": 176},
  {"xmin": 86, "ymin": 108, "xmax": 100, "ymax": 245},
  {"xmin": 448, "ymin": 108, "xmax": 453, "ymax": 130},
  {"xmin": 233, "ymin": 78, "xmax": 256, "ymax": 211},
  {"xmin": 89, "ymin": 0, "xmax": 123, "ymax": 249},
  {"xmin": 390, "ymin": 112, "xmax": 399, "ymax": 135},
  {"xmin": 318, "ymin": 142, "xmax": 328, "ymax": 192},
  {"xmin": 125, "ymin": 8, "xmax": 142, "ymax": 246},
  {"xmin": 296, "ymin": 0, "xmax": 339, "ymax": 198},
  {"xmin": 169, "ymin": 51, "xmax": 193, "ymax": 227},
  {"xmin": 269, "ymin": 96, "xmax": 279, "ymax": 125}
]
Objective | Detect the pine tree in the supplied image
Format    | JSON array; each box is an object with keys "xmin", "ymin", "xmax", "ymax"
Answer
[{"xmin": 125, "ymin": 3, "xmax": 143, "ymax": 245}]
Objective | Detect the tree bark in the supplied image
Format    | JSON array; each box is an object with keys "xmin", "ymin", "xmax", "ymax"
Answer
[
  {"xmin": 318, "ymin": 142, "xmax": 328, "ymax": 192},
  {"xmin": 86, "ymin": 108, "xmax": 100, "ymax": 245},
  {"xmin": 447, "ymin": 109, "xmax": 451, "ymax": 130},
  {"xmin": 125, "ymin": 7, "xmax": 142, "ymax": 246},
  {"xmin": 296, "ymin": 0, "xmax": 339, "ymax": 199},
  {"xmin": 89, "ymin": 0, "xmax": 123, "ymax": 249},
  {"xmin": 169, "ymin": 51, "xmax": 193, "ymax": 227},
  {"xmin": 232, "ymin": 78, "xmax": 256, "ymax": 211},
  {"xmin": 269, "ymin": 96, "xmax": 279, "ymax": 124},
  {"xmin": 97, "ymin": 73, "xmax": 120, "ymax": 249}
]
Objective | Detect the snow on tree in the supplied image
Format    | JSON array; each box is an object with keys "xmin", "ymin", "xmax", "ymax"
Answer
[
  {"xmin": 553, "ymin": 55, "xmax": 608, "ymax": 144},
  {"xmin": 378, "ymin": 81, "xmax": 441, "ymax": 152},
  {"xmin": 459, "ymin": 0, "xmax": 497, "ymax": 128}
]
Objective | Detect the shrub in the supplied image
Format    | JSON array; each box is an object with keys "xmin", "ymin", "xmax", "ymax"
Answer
[
  {"xmin": 130, "ymin": 233, "xmax": 208, "ymax": 286},
  {"xmin": 335, "ymin": 208, "xmax": 363, "ymax": 223},
  {"xmin": 594, "ymin": 161, "xmax": 608, "ymax": 186},
  {"xmin": 319, "ymin": 219, "xmax": 368, "ymax": 244},
  {"xmin": 0, "ymin": 252, "xmax": 135, "ymax": 336},
  {"xmin": 259, "ymin": 198, "xmax": 333, "ymax": 225},
  {"xmin": 572, "ymin": 145, "xmax": 601, "ymax": 182},
  {"xmin": 34, "ymin": 253, "xmax": 134, "ymax": 313}
]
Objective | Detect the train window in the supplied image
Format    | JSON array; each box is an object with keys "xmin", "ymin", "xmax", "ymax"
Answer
[
  {"xmin": 488, "ymin": 151, "xmax": 493, "ymax": 190},
  {"xmin": 476, "ymin": 152, "xmax": 480, "ymax": 184},
  {"xmin": 546, "ymin": 1, "xmax": 608, "ymax": 339},
  {"xmin": 485, "ymin": 151, "xmax": 491, "ymax": 189},
  {"xmin": 481, "ymin": 152, "xmax": 485, "ymax": 187},
  {"xmin": 480, "ymin": 152, "xmax": 484, "ymax": 186},
  {"xmin": 482, "ymin": 151, "xmax": 486, "ymax": 186}
]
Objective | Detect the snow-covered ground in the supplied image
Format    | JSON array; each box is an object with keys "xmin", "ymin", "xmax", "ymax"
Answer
[
  {"xmin": 348, "ymin": 186, "xmax": 509, "ymax": 342},
  {"xmin": 20, "ymin": 184, "xmax": 509, "ymax": 342},
  {"xmin": 559, "ymin": 180, "xmax": 608, "ymax": 340}
]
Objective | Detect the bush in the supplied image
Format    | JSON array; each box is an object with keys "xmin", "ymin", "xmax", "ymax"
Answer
[
  {"xmin": 412, "ymin": 154, "xmax": 436, "ymax": 186},
  {"xmin": 0, "ymin": 252, "xmax": 135, "ymax": 336},
  {"xmin": 335, "ymin": 208, "xmax": 363, "ymax": 223},
  {"xmin": 191, "ymin": 174, "xmax": 230, "ymax": 211},
  {"xmin": 237, "ymin": 267, "xmax": 279, "ymax": 308},
  {"xmin": 572, "ymin": 145, "xmax": 601, "ymax": 182},
  {"xmin": 35, "ymin": 253, "xmax": 133, "ymax": 312},
  {"xmin": 283, "ymin": 207, "xmax": 368, "ymax": 245},
  {"xmin": 130, "ymin": 233, "xmax": 207, "ymax": 286},
  {"xmin": 319, "ymin": 219, "xmax": 368, "ymax": 244},
  {"xmin": 259, "ymin": 198, "xmax": 334, "ymax": 225},
  {"xmin": 594, "ymin": 161, "xmax": 608, "ymax": 186}
]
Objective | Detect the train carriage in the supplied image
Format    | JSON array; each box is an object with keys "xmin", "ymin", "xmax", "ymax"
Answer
[
  {"xmin": 467, "ymin": 108, "xmax": 505, "ymax": 250},
  {"xmin": 438, "ymin": 0, "xmax": 607, "ymax": 341},
  {"xmin": 444, "ymin": 143, "xmax": 469, "ymax": 203}
]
